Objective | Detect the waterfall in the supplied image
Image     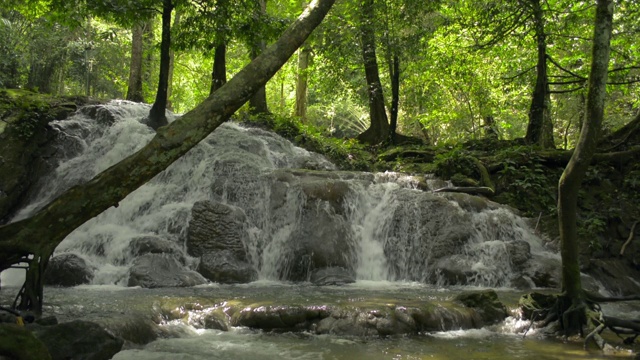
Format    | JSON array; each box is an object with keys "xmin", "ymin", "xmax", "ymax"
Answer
[{"xmin": 6, "ymin": 101, "xmax": 554, "ymax": 287}]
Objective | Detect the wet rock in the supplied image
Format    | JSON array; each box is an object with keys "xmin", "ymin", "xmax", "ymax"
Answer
[
  {"xmin": 506, "ymin": 240, "xmax": 531, "ymax": 266},
  {"xmin": 44, "ymin": 253, "xmax": 95, "ymax": 287},
  {"xmin": 518, "ymin": 292, "xmax": 557, "ymax": 320},
  {"xmin": 454, "ymin": 289, "xmax": 508, "ymax": 325},
  {"xmin": 524, "ymin": 254, "xmax": 561, "ymax": 288},
  {"xmin": 129, "ymin": 235, "xmax": 184, "ymax": 261},
  {"xmin": 232, "ymin": 305, "xmax": 328, "ymax": 331},
  {"xmin": 187, "ymin": 201, "xmax": 249, "ymax": 259},
  {"xmin": 198, "ymin": 250, "xmax": 257, "ymax": 284},
  {"xmin": 0, "ymin": 323, "xmax": 52, "ymax": 360},
  {"xmin": 187, "ymin": 201, "xmax": 255, "ymax": 283},
  {"xmin": 127, "ymin": 254, "xmax": 207, "ymax": 288},
  {"xmin": 310, "ymin": 267, "xmax": 355, "ymax": 286},
  {"xmin": 32, "ymin": 320, "xmax": 123, "ymax": 360},
  {"xmin": 433, "ymin": 256, "xmax": 472, "ymax": 285},
  {"xmin": 584, "ymin": 259, "xmax": 640, "ymax": 296}
]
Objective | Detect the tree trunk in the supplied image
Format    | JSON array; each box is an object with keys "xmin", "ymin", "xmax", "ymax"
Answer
[
  {"xmin": 356, "ymin": 0, "xmax": 389, "ymax": 145},
  {"xmin": 148, "ymin": 0, "xmax": 174, "ymax": 130},
  {"xmin": 249, "ymin": 0, "xmax": 270, "ymax": 115},
  {"xmin": 210, "ymin": 43, "xmax": 227, "ymax": 95},
  {"xmin": 126, "ymin": 23, "xmax": 145, "ymax": 102},
  {"xmin": 557, "ymin": 0, "xmax": 613, "ymax": 327},
  {"xmin": 166, "ymin": 11, "xmax": 181, "ymax": 111},
  {"xmin": 295, "ymin": 45, "xmax": 311, "ymax": 121},
  {"xmin": 388, "ymin": 54, "xmax": 399, "ymax": 143},
  {"xmin": 0, "ymin": 0, "xmax": 336, "ymax": 311},
  {"xmin": 525, "ymin": 0, "xmax": 555, "ymax": 148}
]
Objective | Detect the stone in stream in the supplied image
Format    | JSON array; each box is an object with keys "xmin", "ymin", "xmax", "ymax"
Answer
[
  {"xmin": 31, "ymin": 320, "xmax": 124, "ymax": 360},
  {"xmin": 127, "ymin": 254, "xmax": 208, "ymax": 288},
  {"xmin": 44, "ymin": 253, "xmax": 95, "ymax": 287}
]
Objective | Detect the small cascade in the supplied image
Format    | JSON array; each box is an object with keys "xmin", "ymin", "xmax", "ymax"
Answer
[{"xmin": 7, "ymin": 101, "xmax": 555, "ymax": 288}]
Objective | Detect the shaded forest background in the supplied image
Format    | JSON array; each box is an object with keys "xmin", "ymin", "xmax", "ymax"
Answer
[{"xmin": 1, "ymin": 0, "xmax": 639, "ymax": 147}]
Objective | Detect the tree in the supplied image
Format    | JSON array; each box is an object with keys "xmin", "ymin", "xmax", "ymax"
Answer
[
  {"xmin": 248, "ymin": 0, "xmax": 270, "ymax": 115},
  {"xmin": 126, "ymin": 22, "xmax": 146, "ymax": 102},
  {"xmin": 523, "ymin": 0, "xmax": 555, "ymax": 148},
  {"xmin": 557, "ymin": 0, "xmax": 612, "ymax": 333},
  {"xmin": 356, "ymin": 0, "xmax": 389, "ymax": 144},
  {"xmin": 147, "ymin": 0, "xmax": 174, "ymax": 129},
  {"xmin": 0, "ymin": 0, "xmax": 336, "ymax": 314}
]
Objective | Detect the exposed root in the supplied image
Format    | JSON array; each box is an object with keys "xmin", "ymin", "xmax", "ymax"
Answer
[{"xmin": 520, "ymin": 291, "xmax": 639, "ymax": 356}]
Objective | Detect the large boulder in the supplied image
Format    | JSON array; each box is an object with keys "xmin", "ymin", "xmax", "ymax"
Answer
[
  {"xmin": 0, "ymin": 91, "xmax": 85, "ymax": 222},
  {"xmin": 186, "ymin": 201, "xmax": 256, "ymax": 283},
  {"xmin": 32, "ymin": 320, "xmax": 123, "ymax": 360},
  {"xmin": 128, "ymin": 235, "xmax": 185, "ymax": 262},
  {"xmin": 187, "ymin": 201, "xmax": 249, "ymax": 259},
  {"xmin": 44, "ymin": 253, "xmax": 95, "ymax": 287},
  {"xmin": 0, "ymin": 323, "xmax": 52, "ymax": 360},
  {"xmin": 127, "ymin": 254, "xmax": 207, "ymax": 288},
  {"xmin": 198, "ymin": 250, "xmax": 257, "ymax": 284}
]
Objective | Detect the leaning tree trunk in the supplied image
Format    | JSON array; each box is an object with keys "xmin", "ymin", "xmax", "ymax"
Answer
[
  {"xmin": 557, "ymin": 0, "xmax": 613, "ymax": 333},
  {"xmin": 148, "ymin": 0, "xmax": 174, "ymax": 130},
  {"xmin": 525, "ymin": 0, "xmax": 555, "ymax": 148},
  {"xmin": 356, "ymin": 0, "xmax": 389, "ymax": 145},
  {"xmin": 0, "ymin": 0, "xmax": 336, "ymax": 313},
  {"xmin": 126, "ymin": 23, "xmax": 145, "ymax": 102}
]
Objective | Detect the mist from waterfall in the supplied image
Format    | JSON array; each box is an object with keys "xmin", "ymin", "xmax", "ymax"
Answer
[{"xmin": 7, "ymin": 101, "xmax": 554, "ymax": 287}]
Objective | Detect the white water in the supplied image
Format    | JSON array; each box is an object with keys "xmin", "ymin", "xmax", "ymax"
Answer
[{"xmin": 4, "ymin": 101, "xmax": 554, "ymax": 287}]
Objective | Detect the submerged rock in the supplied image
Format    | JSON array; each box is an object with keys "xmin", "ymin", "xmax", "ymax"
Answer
[
  {"xmin": 32, "ymin": 320, "xmax": 123, "ymax": 360},
  {"xmin": 454, "ymin": 289, "xmax": 508, "ymax": 325},
  {"xmin": 44, "ymin": 253, "xmax": 95, "ymax": 287},
  {"xmin": 198, "ymin": 250, "xmax": 257, "ymax": 284},
  {"xmin": 127, "ymin": 254, "xmax": 207, "ymax": 288},
  {"xmin": 310, "ymin": 267, "xmax": 355, "ymax": 286}
]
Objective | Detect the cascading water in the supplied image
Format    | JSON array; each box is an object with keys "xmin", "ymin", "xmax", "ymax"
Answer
[{"xmin": 5, "ymin": 101, "xmax": 556, "ymax": 287}]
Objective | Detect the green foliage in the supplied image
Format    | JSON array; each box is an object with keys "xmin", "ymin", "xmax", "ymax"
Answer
[
  {"xmin": 493, "ymin": 146, "xmax": 558, "ymax": 216},
  {"xmin": 433, "ymin": 147, "xmax": 478, "ymax": 180}
]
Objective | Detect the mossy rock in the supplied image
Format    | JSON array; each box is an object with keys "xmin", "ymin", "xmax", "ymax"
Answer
[{"xmin": 0, "ymin": 323, "xmax": 52, "ymax": 360}]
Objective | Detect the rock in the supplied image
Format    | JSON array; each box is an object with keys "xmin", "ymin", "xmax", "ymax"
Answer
[
  {"xmin": 232, "ymin": 305, "xmax": 327, "ymax": 331},
  {"xmin": 584, "ymin": 259, "xmax": 640, "ymax": 296},
  {"xmin": 524, "ymin": 254, "xmax": 561, "ymax": 288},
  {"xmin": 0, "ymin": 323, "xmax": 51, "ymax": 360},
  {"xmin": 186, "ymin": 201, "xmax": 255, "ymax": 283},
  {"xmin": 197, "ymin": 251, "xmax": 257, "ymax": 284},
  {"xmin": 433, "ymin": 256, "xmax": 472, "ymax": 285},
  {"xmin": 129, "ymin": 235, "xmax": 184, "ymax": 261},
  {"xmin": 506, "ymin": 240, "xmax": 531, "ymax": 266},
  {"xmin": 32, "ymin": 320, "xmax": 123, "ymax": 360},
  {"xmin": 127, "ymin": 254, "xmax": 207, "ymax": 288},
  {"xmin": 455, "ymin": 290, "xmax": 508, "ymax": 325},
  {"xmin": 310, "ymin": 267, "xmax": 355, "ymax": 286},
  {"xmin": 518, "ymin": 292, "xmax": 557, "ymax": 320},
  {"xmin": 0, "ymin": 91, "xmax": 80, "ymax": 222},
  {"xmin": 44, "ymin": 253, "xmax": 95, "ymax": 286},
  {"xmin": 187, "ymin": 201, "xmax": 249, "ymax": 260}
]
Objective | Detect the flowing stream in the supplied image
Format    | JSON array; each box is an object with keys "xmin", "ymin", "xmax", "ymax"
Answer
[{"xmin": 1, "ymin": 101, "xmax": 636, "ymax": 359}]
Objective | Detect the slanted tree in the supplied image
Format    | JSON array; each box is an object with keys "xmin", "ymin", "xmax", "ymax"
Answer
[{"xmin": 0, "ymin": 0, "xmax": 336, "ymax": 314}]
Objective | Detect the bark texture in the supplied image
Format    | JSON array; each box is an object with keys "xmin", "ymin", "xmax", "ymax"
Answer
[
  {"xmin": 148, "ymin": 0, "xmax": 174, "ymax": 130},
  {"xmin": 0, "ymin": 0, "xmax": 336, "ymax": 288},
  {"xmin": 295, "ymin": 45, "xmax": 311, "ymax": 121},
  {"xmin": 126, "ymin": 23, "xmax": 145, "ymax": 102},
  {"xmin": 248, "ymin": 0, "xmax": 270, "ymax": 115},
  {"xmin": 557, "ymin": 0, "xmax": 613, "ymax": 310},
  {"xmin": 356, "ymin": 0, "xmax": 389, "ymax": 144},
  {"xmin": 210, "ymin": 43, "xmax": 227, "ymax": 95},
  {"xmin": 525, "ymin": 0, "xmax": 555, "ymax": 148}
]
